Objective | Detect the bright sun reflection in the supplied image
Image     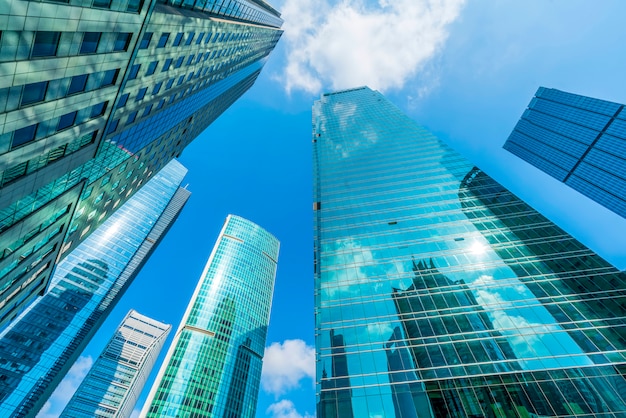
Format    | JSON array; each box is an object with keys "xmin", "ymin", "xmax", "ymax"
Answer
[{"xmin": 469, "ymin": 241, "xmax": 487, "ymax": 255}]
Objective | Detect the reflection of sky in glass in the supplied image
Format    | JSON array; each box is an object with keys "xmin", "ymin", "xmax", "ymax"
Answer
[
  {"xmin": 0, "ymin": 160, "xmax": 187, "ymax": 415},
  {"xmin": 314, "ymin": 88, "xmax": 626, "ymax": 417}
]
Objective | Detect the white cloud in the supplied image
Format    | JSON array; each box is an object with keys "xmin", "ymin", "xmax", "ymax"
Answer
[
  {"xmin": 279, "ymin": 0, "xmax": 465, "ymax": 94},
  {"xmin": 36, "ymin": 355, "xmax": 93, "ymax": 418},
  {"xmin": 266, "ymin": 399, "xmax": 314, "ymax": 418},
  {"xmin": 262, "ymin": 339, "xmax": 315, "ymax": 396}
]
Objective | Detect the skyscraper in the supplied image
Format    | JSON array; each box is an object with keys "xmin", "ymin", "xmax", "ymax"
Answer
[
  {"xmin": 0, "ymin": 0, "xmax": 282, "ymax": 328},
  {"xmin": 0, "ymin": 159, "xmax": 189, "ymax": 416},
  {"xmin": 62, "ymin": 309, "xmax": 171, "ymax": 418},
  {"xmin": 141, "ymin": 214, "xmax": 279, "ymax": 418},
  {"xmin": 313, "ymin": 87, "xmax": 626, "ymax": 417},
  {"xmin": 503, "ymin": 87, "xmax": 626, "ymax": 218}
]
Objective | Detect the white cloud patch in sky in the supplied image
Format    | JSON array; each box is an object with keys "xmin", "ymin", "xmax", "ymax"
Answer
[
  {"xmin": 279, "ymin": 0, "xmax": 465, "ymax": 94},
  {"xmin": 36, "ymin": 355, "xmax": 93, "ymax": 418},
  {"xmin": 261, "ymin": 339, "xmax": 315, "ymax": 396},
  {"xmin": 266, "ymin": 399, "xmax": 314, "ymax": 418}
]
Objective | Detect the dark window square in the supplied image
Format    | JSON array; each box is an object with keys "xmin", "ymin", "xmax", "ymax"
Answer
[
  {"xmin": 12, "ymin": 124, "xmax": 38, "ymax": 148},
  {"xmin": 155, "ymin": 99, "xmax": 165, "ymax": 110},
  {"xmin": 57, "ymin": 111, "xmax": 77, "ymax": 131},
  {"xmin": 145, "ymin": 61, "xmax": 158, "ymax": 75},
  {"xmin": 113, "ymin": 33, "xmax": 132, "ymax": 52},
  {"xmin": 136, "ymin": 87, "xmax": 147, "ymax": 101},
  {"xmin": 173, "ymin": 32, "xmax": 183, "ymax": 46},
  {"xmin": 101, "ymin": 69, "xmax": 119, "ymax": 87},
  {"xmin": 67, "ymin": 74, "xmax": 88, "ymax": 95},
  {"xmin": 117, "ymin": 93, "xmax": 129, "ymax": 108},
  {"xmin": 162, "ymin": 58, "xmax": 173, "ymax": 72},
  {"xmin": 107, "ymin": 119, "xmax": 119, "ymax": 134},
  {"xmin": 32, "ymin": 31, "xmax": 61, "ymax": 57},
  {"xmin": 90, "ymin": 101, "xmax": 107, "ymax": 118},
  {"xmin": 196, "ymin": 33, "xmax": 205, "ymax": 44},
  {"xmin": 152, "ymin": 81, "xmax": 162, "ymax": 95},
  {"xmin": 92, "ymin": 0, "xmax": 111, "ymax": 8},
  {"xmin": 185, "ymin": 32, "xmax": 195, "ymax": 45},
  {"xmin": 128, "ymin": 64, "xmax": 140, "ymax": 80},
  {"xmin": 142, "ymin": 104, "xmax": 153, "ymax": 117},
  {"xmin": 126, "ymin": 0, "xmax": 142, "ymax": 12},
  {"xmin": 21, "ymin": 81, "xmax": 48, "ymax": 106},
  {"xmin": 174, "ymin": 57, "xmax": 184, "ymax": 68},
  {"xmin": 177, "ymin": 75, "xmax": 184, "ymax": 85},
  {"xmin": 165, "ymin": 78, "xmax": 174, "ymax": 90},
  {"xmin": 139, "ymin": 32, "xmax": 152, "ymax": 49},
  {"xmin": 80, "ymin": 32, "xmax": 101, "ymax": 54},
  {"xmin": 186, "ymin": 54, "xmax": 194, "ymax": 65},
  {"xmin": 126, "ymin": 111, "xmax": 138, "ymax": 124},
  {"xmin": 157, "ymin": 33, "xmax": 169, "ymax": 48}
]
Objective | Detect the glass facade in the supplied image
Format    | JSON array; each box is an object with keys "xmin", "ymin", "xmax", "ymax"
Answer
[
  {"xmin": 0, "ymin": 0, "xmax": 282, "ymax": 327},
  {"xmin": 61, "ymin": 309, "xmax": 171, "ymax": 418},
  {"xmin": 503, "ymin": 87, "xmax": 626, "ymax": 218},
  {"xmin": 141, "ymin": 215, "xmax": 279, "ymax": 418},
  {"xmin": 313, "ymin": 87, "xmax": 626, "ymax": 417},
  {"xmin": 0, "ymin": 160, "xmax": 190, "ymax": 417}
]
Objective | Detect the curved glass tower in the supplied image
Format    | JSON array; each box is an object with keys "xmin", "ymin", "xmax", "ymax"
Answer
[
  {"xmin": 313, "ymin": 87, "xmax": 626, "ymax": 417},
  {"xmin": 141, "ymin": 215, "xmax": 279, "ymax": 418}
]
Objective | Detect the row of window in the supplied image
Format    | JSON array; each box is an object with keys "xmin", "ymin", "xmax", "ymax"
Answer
[
  {"xmin": 139, "ymin": 29, "xmax": 261, "ymax": 51},
  {"xmin": 40, "ymin": 0, "xmax": 143, "ymax": 13}
]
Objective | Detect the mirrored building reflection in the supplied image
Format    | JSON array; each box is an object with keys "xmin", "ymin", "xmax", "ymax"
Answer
[
  {"xmin": 0, "ymin": 160, "xmax": 189, "ymax": 416},
  {"xmin": 313, "ymin": 87, "xmax": 626, "ymax": 417},
  {"xmin": 141, "ymin": 215, "xmax": 279, "ymax": 418}
]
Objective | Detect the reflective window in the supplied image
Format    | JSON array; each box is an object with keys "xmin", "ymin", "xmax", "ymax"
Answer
[
  {"xmin": 157, "ymin": 33, "xmax": 169, "ymax": 48},
  {"xmin": 12, "ymin": 124, "xmax": 38, "ymax": 148},
  {"xmin": 139, "ymin": 32, "xmax": 152, "ymax": 49},
  {"xmin": 172, "ymin": 32, "xmax": 184, "ymax": 47},
  {"xmin": 162, "ymin": 58, "xmax": 173, "ymax": 72},
  {"xmin": 136, "ymin": 87, "xmax": 147, "ymax": 101},
  {"xmin": 79, "ymin": 32, "xmax": 101, "ymax": 54},
  {"xmin": 185, "ymin": 32, "xmax": 195, "ymax": 45},
  {"xmin": 126, "ymin": 0, "xmax": 142, "ymax": 12},
  {"xmin": 32, "ymin": 32, "xmax": 61, "ymax": 57},
  {"xmin": 90, "ymin": 101, "xmax": 108, "ymax": 118},
  {"xmin": 67, "ymin": 74, "xmax": 88, "ymax": 95},
  {"xmin": 21, "ymin": 81, "xmax": 48, "ymax": 107},
  {"xmin": 117, "ymin": 93, "xmax": 129, "ymax": 108},
  {"xmin": 128, "ymin": 64, "xmax": 140, "ymax": 80},
  {"xmin": 113, "ymin": 33, "xmax": 132, "ymax": 52},
  {"xmin": 101, "ymin": 69, "xmax": 119, "ymax": 87},
  {"xmin": 57, "ymin": 111, "xmax": 77, "ymax": 131},
  {"xmin": 145, "ymin": 61, "xmax": 158, "ymax": 76},
  {"xmin": 152, "ymin": 81, "xmax": 163, "ymax": 95},
  {"xmin": 92, "ymin": 0, "xmax": 112, "ymax": 8}
]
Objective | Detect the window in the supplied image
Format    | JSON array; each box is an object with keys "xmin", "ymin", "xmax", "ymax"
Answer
[
  {"xmin": 142, "ymin": 104, "xmax": 153, "ymax": 117},
  {"xmin": 157, "ymin": 33, "xmax": 169, "ymax": 48},
  {"xmin": 152, "ymin": 81, "xmax": 163, "ymax": 95},
  {"xmin": 32, "ymin": 31, "xmax": 61, "ymax": 57},
  {"xmin": 126, "ymin": 111, "xmax": 138, "ymax": 124},
  {"xmin": 155, "ymin": 99, "xmax": 165, "ymax": 110},
  {"xmin": 174, "ymin": 57, "xmax": 184, "ymax": 68},
  {"xmin": 12, "ymin": 124, "xmax": 38, "ymax": 148},
  {"xmin": 117, "ymin": 93, "xmax": 129, "ymax": 108},
  {"xmin": 196, "ymin": 32, "xmax": 205, "ymax": 44},
  {"xmin": 93, "ymin": 0, "xmax": 112, "ymax": 8},
  {"xmin": 173, "ymin": 32, "xmax": 184, "ymax": 46},
  {"xmin": 177, "ymin": 75, "xmax": 184, "ymax": 85},
  {"xmin": 126, "ymin": 0, "xmax": 142, "ymax": 12},
  {"xmin": 186, "ymin": 54, "xmax": 195, "ymax": 65},
  {"xmin": 145, "ymin": 61, "xmax": 158, "ymax": 75},
  {"xmin": 79, "ymin": 32, "xmax": 101, "ymax": 54},
  {"xmin": 101, "ymin": 175, "xmax": 111, "ymax": 186},
  {"xmin": 136, "ymin": 87, "xmax": 147, "ymax": 101},
  {"xmin": 185, "ymin": 32, "xmax": 195, "ymax": 45},
  {"xmin": 162, "ymin": 58, "xmax": 173, "ymax": 72},
  {"xmin": 139, "ymin": 32, "xmax": 152, "ymax": 49},
  {"xmin": 128, "ymin": 64, "xmax": 140, "ymax": 80},
  {"xmin": 90, "ymin": 101, "xmax": 107, "ymax": 118},
  {"xmin": 57, "ymin": 111, "xmax": 77, "ymax": 131},
  {"xmin": 165, "ymin": 78, "xmax": 174, "ymax": 90},
  {"xmin": 113, "ymin": 33, "xmax": 132, "ymax": 52},
  {"xmin": 21, "ymin": 81, "xmax": 48, "ymax": 107},
  {"xmin": 67, "ymin": 74, "xmax": 88, "ymax": 95},
  {"xmin": 187, "ymin": 72, "xmax": 194, "ymax": 81},
  {"xmin": 107, "ymin": 119, "xmax": 119, "ymax": 134},
  {"xmin": 100, "ymin": 69, "xmax": 119, "ymax": 87}
]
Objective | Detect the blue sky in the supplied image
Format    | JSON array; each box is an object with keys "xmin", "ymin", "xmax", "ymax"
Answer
[{"xmin": 39, "ymin": 1, "xmax": 626, "ymax": 417}]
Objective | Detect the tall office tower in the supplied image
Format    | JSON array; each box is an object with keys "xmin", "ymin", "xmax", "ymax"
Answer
[
  {"xmin": 141, "ymin": 214, "xmax": 279, "ymax": 418},
  {"xmin": 0, "ymin": 159, "xmax": 190, "ymax": 417},
  {"xmin": 0, "ymin": 0, "xmax": 282, "ymax": 329},
  {"xmin": 62, "ymin": 309, "xmax": 171, "ymax": 418},
  {"xmin": 503, "ymin": 87, "xmax": 626, "ymax": 218},
  {"xmin": 313, "ymin": 87, "xmax": 626, "ymax": 417}
]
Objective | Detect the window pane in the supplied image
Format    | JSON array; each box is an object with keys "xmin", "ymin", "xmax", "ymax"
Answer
[
  {"xmin": 127, "ymin": 111, "xmax": 138, "ymax": 124},
  {"xmin": 173, "ymin": 32, "xmax": 183, "ymax": 46},
  {"xmin": 139, "ymin": 32, "xmax": 152, "ymax": 49},
  {"xmin": 79, "ymin": 32, "xmax": 101, "ymax": 54},
  {"xmin": 162, "ymin": 58, "xmax": 173, "ymax": 72},
  {"xmin": 67, "ymin": 74, "xmax": 88, "ymax": 95},
  {"xmin": 113, "ymin": 33, "xmax": 132, "ymax": 52},
  {"xmin": 136, "ymin": 87, "xmax": 147, "ymax": 101},
  {"xmin": 145, "ymin": 61, "xmax": 158, "ymax": 75},
  {"xmin": 21, "ymin": 81, "xmax": 48, "ymax": 106},
  {"xmin": 101, "ymin": 69, "xmax": 119, "ymax": 86},
  {"xmin": 157, "ymin": 33, "xmax": 169, "ymax": 48},
  {"xmin": 57, "ymin": 111, "xmax": 77, "ymax": 131},
  {"xmin": 32, "ymin": 31, "xmax": 60, "ymax": 57},
  {"xmin": 126, "ymin": 0, "xmax": 142, "ymax": 12},
  {"xmin": 92, "ymin": 0, "xmax": 112, "ymax": 8},
  {"xmin": 185, "ymin": 32, "xmax": 195, "ymax": 45},
  {"xmin": 152, "ymin": 81, "xmax": 163, "ymax": 95},
  {"xmin": 12, "ymin": 124, "xmax": 38, "ymax": 148},
  {"xmin": 117, "ymin": 93, "xmax": 129, "ymax": 108},
  {"xmin": 90, "ymin": 101, "xmax": 108, "ymax": 118},
  {"xmin": 128, "ymin": 64, "xmax": 140, "ymax": 80},
  {"xmin": 107, "ymin": 119, "xmax": 119, "ymax": 134}
]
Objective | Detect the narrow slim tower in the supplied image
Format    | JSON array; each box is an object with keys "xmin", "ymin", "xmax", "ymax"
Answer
[
  {"xmin": 141, "ymin": 215, "xmax": 279, "ymax": 418},
  {"xmin": 62, "ymin": 310, "xmax": 171, "ymax": 418},
  {"xmin": 0, "ymin": 160, "xmax": 190, "ymax": 417},
  {"xmin": 313, "ymin": 87, "xmax": 626, "ymax": 417},
  {"xmin": 503, "ymin": 87, "xmax": 626, "ymax": 217}
]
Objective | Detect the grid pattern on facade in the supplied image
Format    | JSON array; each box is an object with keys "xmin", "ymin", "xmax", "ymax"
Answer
[
  {"xmin": 142, "ymin": 215, "xmax": 279, "ymax": 418},
  {"xmin": 313, "ymin": 87, "xmax": 626, "ymax": 417},
  {"xmin": 504, "ymin": 87, "xmax": 626, "ymax": 218}
]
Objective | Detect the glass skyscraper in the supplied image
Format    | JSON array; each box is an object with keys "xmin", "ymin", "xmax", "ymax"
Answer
[
  {"xmin": 62, "ymin": 309, "xmax": 171, "ymax": 418},
  {"xmin": 141, "ymin": 214, "xmax": 279, "ymax": 418},
  {"xmin": 0, "ymin": 159, "xmax": 189, "ymax": 417},
  {"xmin": 0, "ymin": 0, "xmax": 282, "ymax": 328},
  {"xmin": 503, "ymin": 87, "xmax": 626, "ymax": 218},
  {"xmin": 313, "ymin": 87, "xmax": 626, "ymax": 417}
]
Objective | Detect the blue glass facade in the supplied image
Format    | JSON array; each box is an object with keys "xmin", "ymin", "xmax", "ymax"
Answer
[
  {"xmin": 141, "ymin": 215, "xmax": 279, "ymax": 418},
  {"xmin": 62, "ymin": 309, "xmax": 171, "ymax": 418},
  {"xmin": 313, "ymin": 87, "xmax": 626, "ymax": 417},
  {"xmin": 0, "ymin": 160, "xmax": 189, "ymax": 417},
  {"xmin": 0, "ymin": 0, "xmax": 282, "ymax": 326},
  {"xmin": 504, "ymin": 87, "xmax": 626, "ymax": 218}
]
